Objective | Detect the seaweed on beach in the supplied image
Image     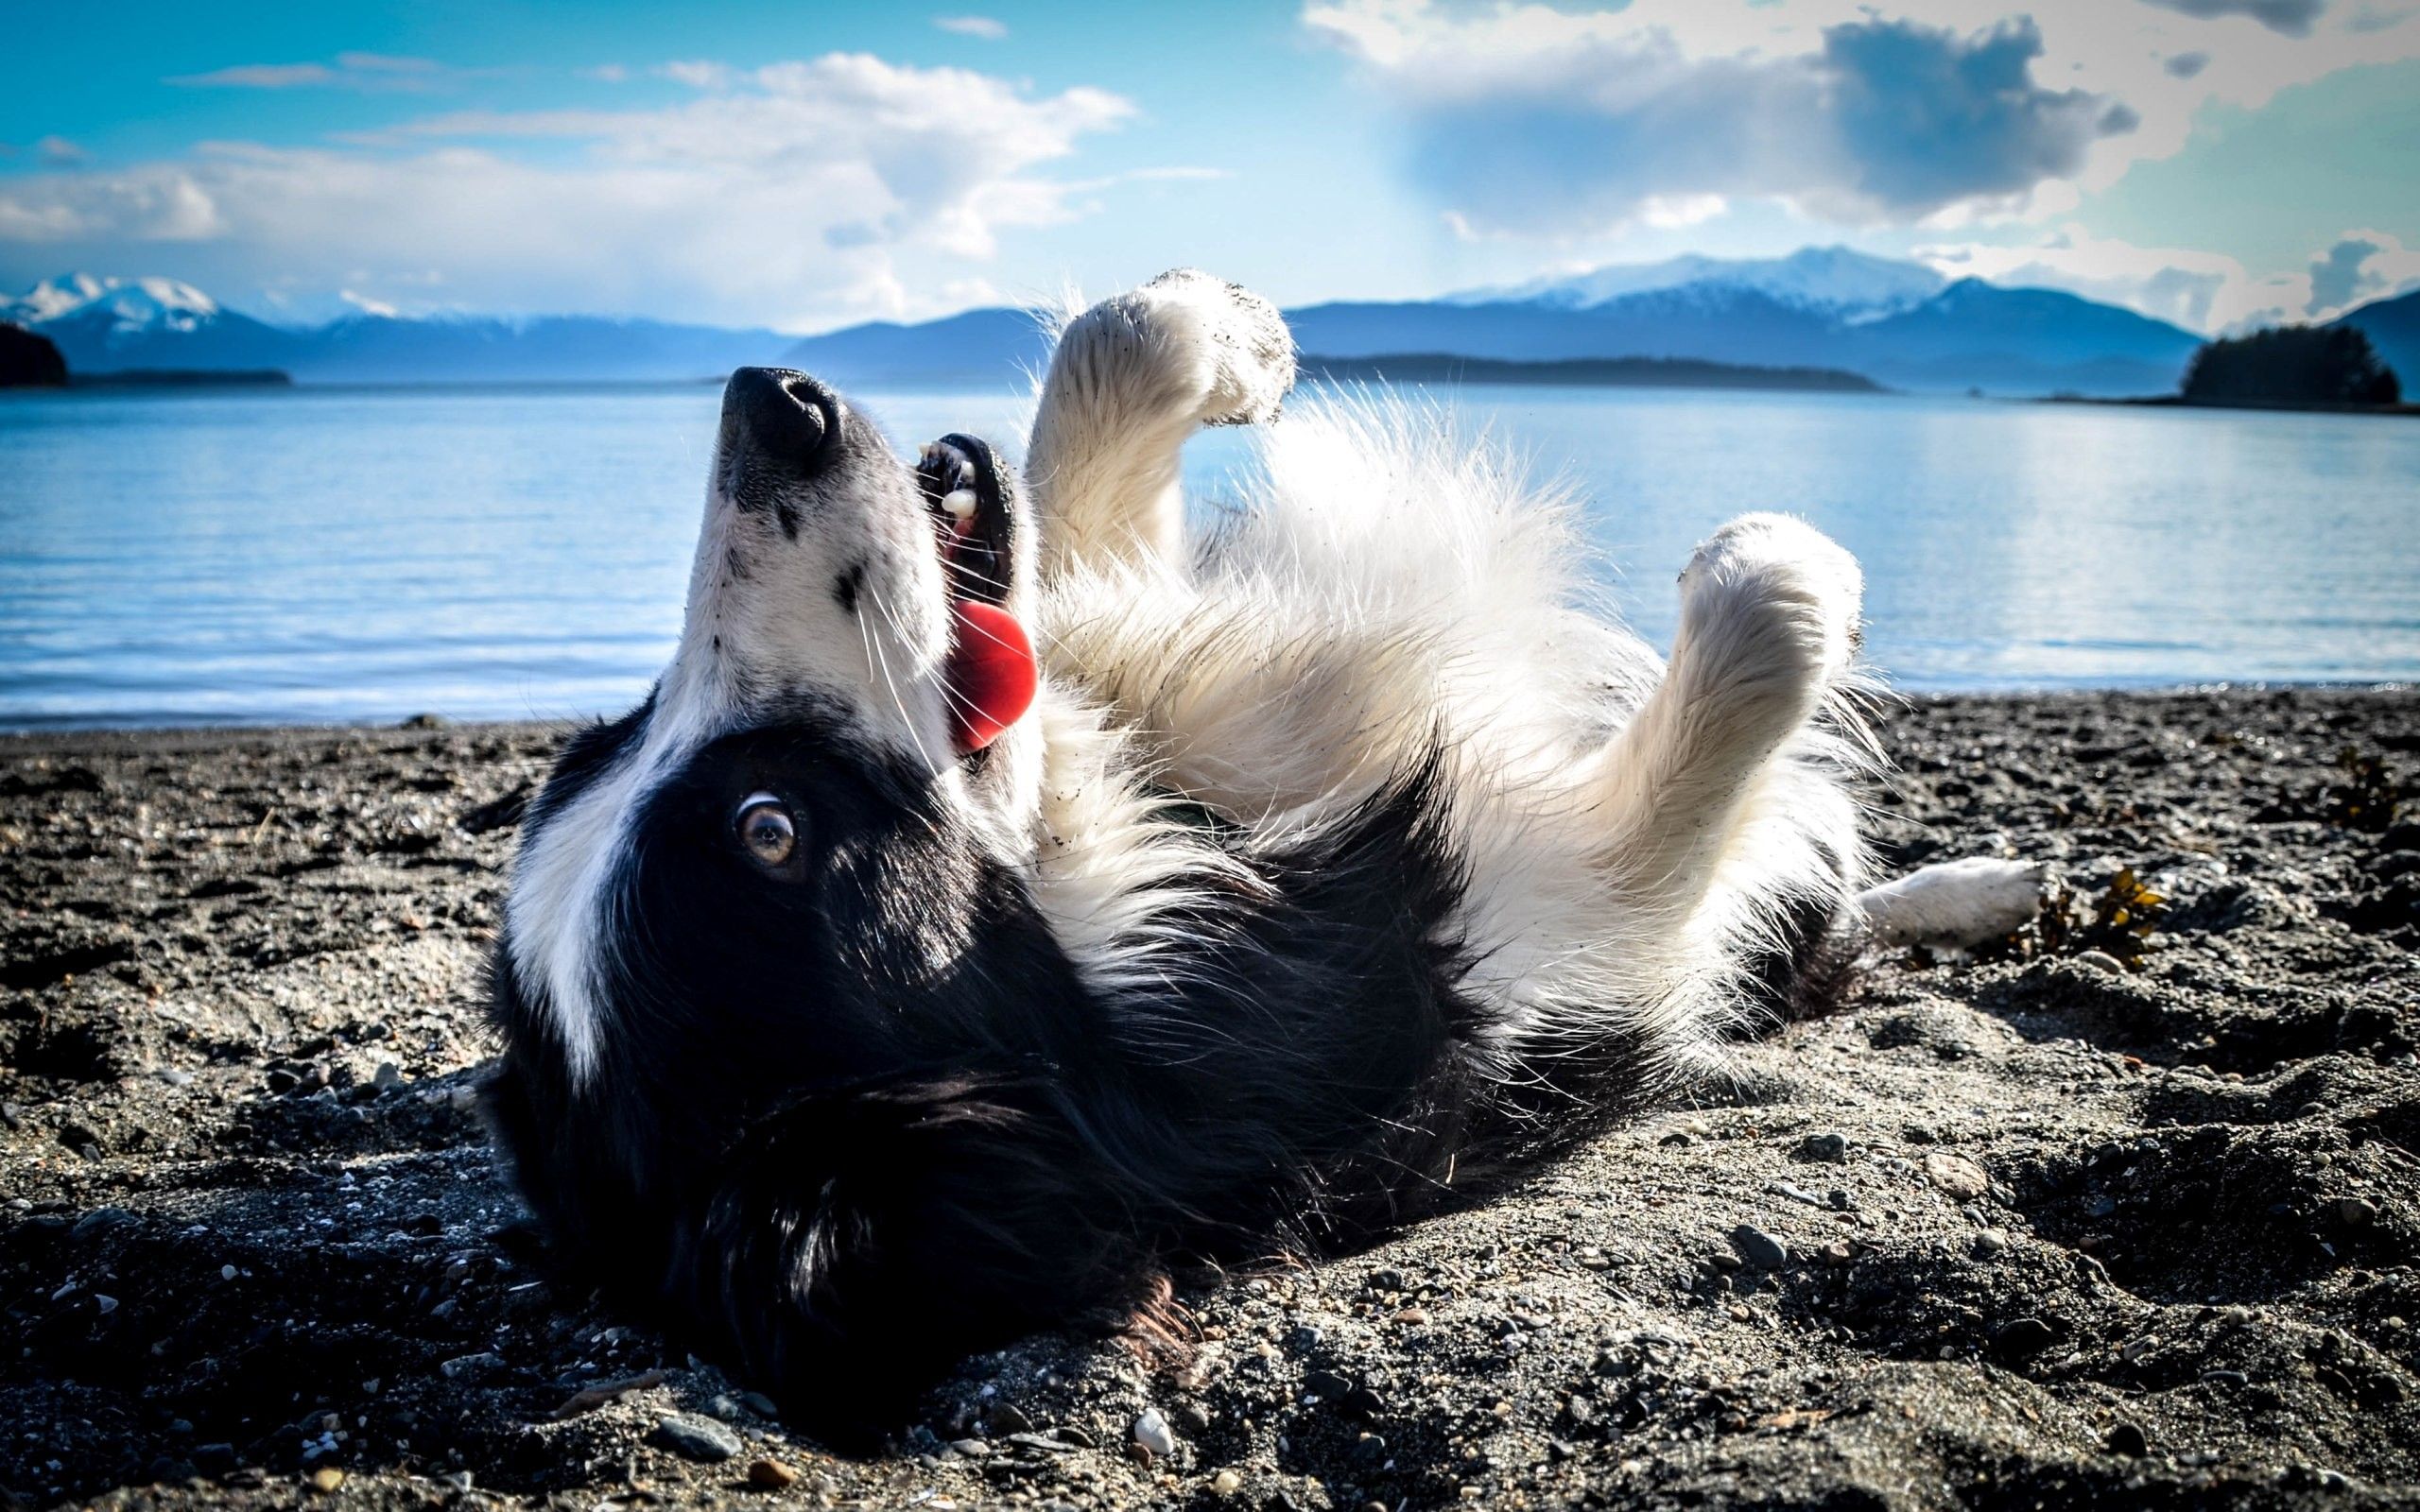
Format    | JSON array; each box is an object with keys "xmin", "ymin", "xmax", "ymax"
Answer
[
  {"xmin": 2034, "ymin": 866, "xmax": 2168, "ymax": 968},
  {"xmin": 2325, "ymin": 747, "xmax": 2407, "ymax": 833}
]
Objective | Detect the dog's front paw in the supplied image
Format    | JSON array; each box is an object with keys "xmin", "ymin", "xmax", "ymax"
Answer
[
  {"xmin": 1676, "ymin": 512, "xmax": 1864, "ymax": 692},
  {"xmin": 1062, "ymin": 269, "xmax": 1294, "ymax": 429},
  {"xmin": 1140, "ymin": 269, "xmax": 1295, "ymax": 426}
]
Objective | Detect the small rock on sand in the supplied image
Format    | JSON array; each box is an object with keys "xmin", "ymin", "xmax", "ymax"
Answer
[
  {"xmin": 655, "ymin": 1413, "xmax": 743, "ymax": 1463},
  {"xmin": 1924, "ymin": 1152, "xmax": 1991, "ymax": 1201},
  {"xmin": 1133, "ymin": 1406, "xmax": 1176, "ymax": 1458},
  {"xmin": 748, "ymin": 1457, "xmax": 799, "ymax": 1488},
  {"xmin": 1731, "ymin": 1225, "xmax": 1789, "ymax": 1269}
]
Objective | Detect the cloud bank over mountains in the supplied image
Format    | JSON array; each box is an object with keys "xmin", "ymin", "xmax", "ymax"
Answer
[
  {"xmin": 1304, "ymin": 9, "xmax": 2135, "ymax": 232},
  {"xmin": 1308, "ymin": 0, "xmax": 2415, "ymax": 235},
  {"xmin": 0, "ymin": 53, "xmax": 1139, "ymax": 331},
  {"xmin": 0, "ymin": 1, "xmax": 2412, "ymax": 335}
]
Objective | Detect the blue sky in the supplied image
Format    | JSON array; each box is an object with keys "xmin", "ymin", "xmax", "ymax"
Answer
[{"xmin": 2, "ymin": 0, "xmax": 2415, "ymax": 334}]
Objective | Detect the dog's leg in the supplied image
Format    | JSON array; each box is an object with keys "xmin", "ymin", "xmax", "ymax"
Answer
[
  {"xmin": 1856, "ymin": 856, "xmax": 2046, "ymax": 951},
  {"xmin": 1026, "ymin": 269, "xmax": 1294, "ymax": 578},
  {"xmin": 1584, "ymin": 514, "xmax": 1862, "ymax": 918}
]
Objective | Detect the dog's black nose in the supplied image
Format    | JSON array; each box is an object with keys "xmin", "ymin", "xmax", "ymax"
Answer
[{"xmin": 725, "ymin": 368, "xmax": 838, "ymax": 470}]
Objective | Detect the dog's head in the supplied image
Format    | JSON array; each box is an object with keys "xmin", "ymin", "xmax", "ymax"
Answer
[
  {"xmin": 487, "ymin": 370, "xmax": 1156, "ymax": 1425},
  {"xmin": 502, "ymin": 368, "xmax": 1049, "ymax": 1096}
]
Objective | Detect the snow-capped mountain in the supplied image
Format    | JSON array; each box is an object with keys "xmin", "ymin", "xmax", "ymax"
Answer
[
  {"xmin": 4, "ymin": 273, "xmax": 224, "ymax": 333},
  {"xmin": 5, "ymin": 272, "xmax": 299, "ymax": 371},
  {"xmin": 1452, "ymin": 246, "xmax": 1950, "ymax": 323},
  {"xmin": 5, "ymin": 273, "xmax": 789, "ymax": 381},
  {"xmin": 8, "ymin": 257, "xmax": 2212, "ymax": 396}
]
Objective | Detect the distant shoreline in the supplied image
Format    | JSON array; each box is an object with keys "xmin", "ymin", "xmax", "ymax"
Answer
[
  {"xmin": 2045, "ymin": 393, "xmax": 2418, "ymax": 417},
  {"xmin": 68, "ymin": 369, "xmax": 293, "ymax": 388},
  {"xmin": 1300, "ymin": 352, "xmax": 1885, "ymax": 393}
]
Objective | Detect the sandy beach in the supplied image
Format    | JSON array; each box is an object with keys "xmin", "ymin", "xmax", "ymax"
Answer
[{"xmin": 3, "ymin": 688, "xmax": 2416, "ymax": 1510}]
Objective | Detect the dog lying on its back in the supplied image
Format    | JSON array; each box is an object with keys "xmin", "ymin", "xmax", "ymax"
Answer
[{"xmin": 486, "ymin": 270, "xmax": 2038, "ymax": 1431}]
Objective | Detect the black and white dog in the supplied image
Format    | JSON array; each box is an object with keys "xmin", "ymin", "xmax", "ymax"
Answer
[{"xmin": 487, "ymin": 271, "xmax": 2037, "ymax": 1431}]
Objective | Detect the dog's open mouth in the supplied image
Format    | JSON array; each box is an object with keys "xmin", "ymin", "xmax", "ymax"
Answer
[{"xmin": 915, "ymin": 434, "xmax": 1013, "ymax": 610}]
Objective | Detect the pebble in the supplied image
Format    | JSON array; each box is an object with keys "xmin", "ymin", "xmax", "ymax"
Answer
[
  {"xmin": 2075, "ymin": 950, "xmax": 2127, "ymax": 976},
  {"xmin": 1994, "ymin": 1317, "xmax": 2057, "ymax": 1358},
  {"xmin": 70, "ymin": 1206, "xmax": 138, "ymax": 1244},
  {"xmin": 309, "ymin": 1468, "xmax": 346, "ymax": 1493},
  {"xmin": 1972, "ymin": 1228, "xmax": 2009, "ymax": 1259},
  {"xmin": 654, "ymin": 1413, "xmax": 743, "ymax": 1462},
  {"xmin": 747, "ymin": 1457, "xmax": 798, "ymax": 1488},
  {"xmin": 1132, "ymin": 1407, "xmax": 1177, "ymax": 1459},
  {"xmin": 1799, "ymin": 1132, "xmax": 1850, "ymax": 1162},
  {"xmin": 1731, "ymin": 1225, "xmax": 1789, "ymax": 1270},
  {"xmin": 1923, "ymin": 1152, "xmax": 1991, "ymax": 1202},
  {"xmin": 1767, "ymin": 1179, "xmax": 1827, "ymax": 1207},
  {"xmin": 1211, "ymin": 1469, "xmax": 1244, "ymax": 1496},
  {"xmin": 2336, "ymin": 1196, "xmax": 2379, "ymax": 1228},
  {"xmin": 985, "ymin": 1400, "xmax": 1034, "ymax": 1435},
  {"xmin": 1394, "ymin": 1307, "xmax": 1432, "ymax": 1326}
]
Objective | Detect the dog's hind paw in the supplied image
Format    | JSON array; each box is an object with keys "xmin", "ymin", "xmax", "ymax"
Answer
[
  {"xmin": 1857, "ymin": 857, "xmax": 2048, "ymax": 952},
  {"xmin": 1675, "ymin": 513, "xmax": 1865, "ymax": 713}
]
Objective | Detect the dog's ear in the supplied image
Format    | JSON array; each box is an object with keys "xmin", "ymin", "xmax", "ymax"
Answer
[{"xmin": 673, "ymin": 1074, "xmax": 1164, "ymax": 1438}]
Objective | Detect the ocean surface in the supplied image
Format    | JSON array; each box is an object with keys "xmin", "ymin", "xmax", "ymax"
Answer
[{"xmin": 2, "ymin": 382, "xmax": 2415, "ymax": 730}]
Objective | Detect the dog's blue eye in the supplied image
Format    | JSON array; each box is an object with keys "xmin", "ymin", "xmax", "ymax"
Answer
[{"xmin": 735, "ymin": 793, "xmax": 796, "ymax": 868}]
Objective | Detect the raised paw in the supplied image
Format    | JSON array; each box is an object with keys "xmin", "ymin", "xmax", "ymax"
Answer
[
  {"xmin": 1062, "ymin": 268, "xmax": 1295, "ymax": 430},
  {"xmin": 1675, "ymin": 512, "xmax": 1864, "ymax": 695},
  {"xmin": 1858, "ymin": 857, "xmax": 2048, "ymax": 951}
]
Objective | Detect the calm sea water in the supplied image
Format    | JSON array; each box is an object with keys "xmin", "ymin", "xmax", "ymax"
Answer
[{"xmin": 2, "ymin": 382, "xmax": 2415, "ymax": 730}]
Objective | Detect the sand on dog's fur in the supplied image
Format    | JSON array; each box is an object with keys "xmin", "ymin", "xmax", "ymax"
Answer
[{"xmin": 3, "ymin": 689, "xmax": 2416, "ymax": 1510}]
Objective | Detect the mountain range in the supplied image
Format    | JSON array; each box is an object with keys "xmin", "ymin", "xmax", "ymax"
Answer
[{"xmin": 9, "ymin": 249, "xmax": 2416, "ymax": 398}]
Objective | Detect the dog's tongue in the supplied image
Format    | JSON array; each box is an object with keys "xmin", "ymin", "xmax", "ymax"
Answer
[{"xmin": 946, "ymin": 600, "xmax": 1038, "ymax": 752}]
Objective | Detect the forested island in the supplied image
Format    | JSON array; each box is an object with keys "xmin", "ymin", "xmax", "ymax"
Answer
[{"xmin": 2, "ymin": 322, "xmax": 291, "ymax": 390}]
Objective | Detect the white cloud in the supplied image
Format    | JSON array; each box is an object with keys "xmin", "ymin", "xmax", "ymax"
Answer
[
  {"xmin": 167, "ymin": 53, "xmax": 450, "ymax": 92},
  {"xmin": 1917, "ymin": 225, "xmax": 2420, "ymax": 332},
  {"xmin": 1304, "ymin": 0, "xmax": 2420, "ymax": 239},
  {"xmin": 657, "ymin": 60, "xmax": 737, "ymax": 90},
  {"xmin": 0, "ymin": 53, "xmax": 1138, "ymax": 330},
  {"xmin": 934, "ymin": 15, "xmax": 1010, "ymax": 40}
]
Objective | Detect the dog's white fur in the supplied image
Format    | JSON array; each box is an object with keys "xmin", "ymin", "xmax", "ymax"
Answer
[{"xmin": 510, "ymin": 267, "xmax": 2037, "ymax": 1088}]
